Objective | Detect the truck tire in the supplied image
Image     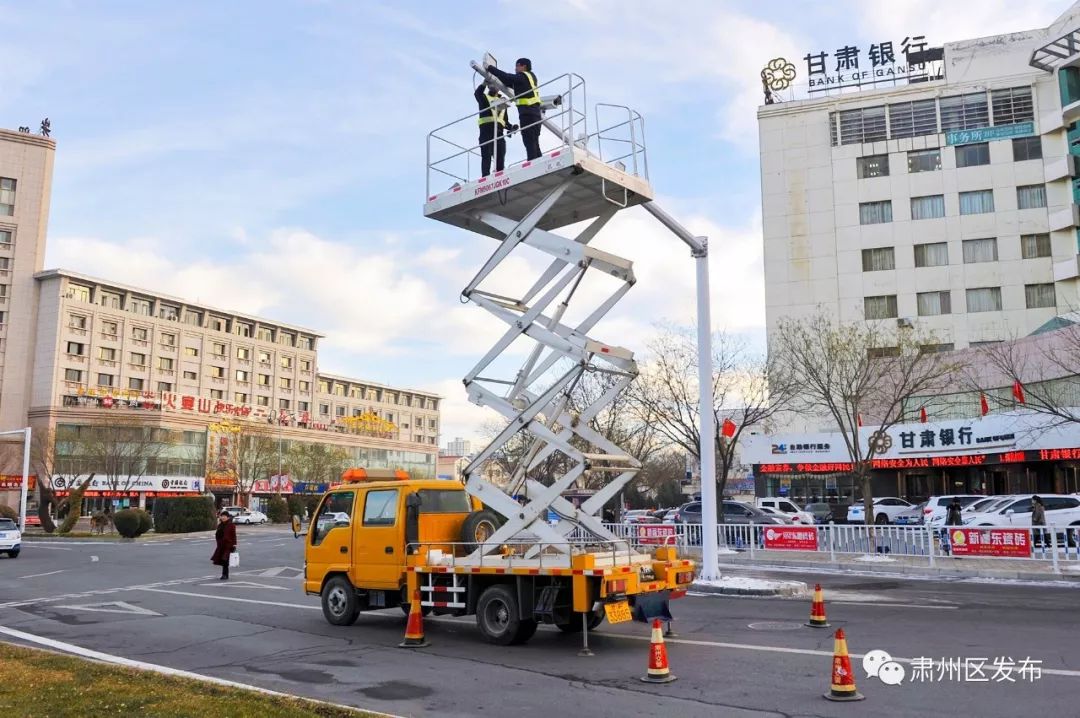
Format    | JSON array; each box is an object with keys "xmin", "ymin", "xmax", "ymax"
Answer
[
  {"xmin": 321, "ymin": 575, "xmax": 359, "ymax": 626},
  {"xmin": 555, "ymin": 612, "xmax": 603, "ymax": 632},
  {"xmin": 476, "ymin": 584, "xmax": 530, "ymax": 645},
  {"xmin": 461, "ymin": 509, "xmax": 500, "ymax": 552},
  {"xmin": 399, "ymin": 586, "xmax": 433, "ymax": 617}
]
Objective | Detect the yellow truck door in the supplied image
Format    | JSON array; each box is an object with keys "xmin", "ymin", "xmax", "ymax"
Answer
[
  {"xmin": 350, "ymin": 487, "xmax": 403, "ymax": 591},
  {"xmin": 306, "ymin": 490, "xmax": 357, "ymax": 591}
]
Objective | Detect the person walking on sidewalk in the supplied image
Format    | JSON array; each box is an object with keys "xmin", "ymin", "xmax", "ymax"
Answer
[
  {"xmin": 1031, "ymin": 495, "xmax": 1047, "ymax": 548},
  {"xmin": 211, "ymin": 509, "xmax": 237, "ymax": 580},
  {"xmin": 941, "ymin": 497, "xmax": 964, "ymax": 556}
]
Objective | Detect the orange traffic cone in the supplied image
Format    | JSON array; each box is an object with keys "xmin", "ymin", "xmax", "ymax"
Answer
[
  {"xmin": 399, "ymin": 590, "xmax": 430, "ymax": 648},
  {"xmin": 806, "ymin": 584, "xmax": 830, "ymax": 628},
  {"xmin": 823, "ymin": 628, "xmax": 864, "ymax": 702},
  {"xmin": 639, "ymin": 618, "xmax": 677, "ymax": 683}
]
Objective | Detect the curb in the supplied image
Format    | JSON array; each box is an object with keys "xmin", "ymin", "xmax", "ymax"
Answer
[
  {"xmin": 712, "ymin": 557, "xmax": 1080, "ymax": 584},
  {"xmin": 691, "ymin": 580, "xmax": 807, "ymax": 597}
]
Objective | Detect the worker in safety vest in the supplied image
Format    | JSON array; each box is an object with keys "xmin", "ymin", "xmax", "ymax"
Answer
[
  {"xmin": 475, "ymin": 83, "xmax": 511, "ymax": 177},
  {"xmin": 486, "ymin": 57, "xmax": 542, "ymax": 160}
]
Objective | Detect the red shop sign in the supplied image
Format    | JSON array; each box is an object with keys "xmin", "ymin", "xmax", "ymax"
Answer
[
  {"xmin": 763, "ymin": 526, "xmax": 818, "ymax": 551},
  {"xmin": 637, "ymin": 524, "xmax": 677, "ymax": 545},
  {"xmin": 949, "ymin": 528, "xmax": 1031, "ymax": 558}
]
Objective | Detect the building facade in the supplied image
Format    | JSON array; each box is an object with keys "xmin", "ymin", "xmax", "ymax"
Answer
[
  {"xmin": 759, "ymin": 6, "xmax": 1080, "ymax": 353},
  {"xmin": 442, "ymin": 436, "xmax": 472, "ymax": 457}
]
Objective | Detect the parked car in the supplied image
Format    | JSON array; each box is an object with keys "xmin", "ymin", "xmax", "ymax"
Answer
[
  {"xmin": 233, "ymin": 509, "xmax": 268, "ymax": 525},
  {"xmin": 756, "ymin": 497, "xmax": 815, "ymax": 524},
  {"xmin": 803, "ymin": 502, "xmax": 834, "ymax": 524},
  {"xmin": 964, "ymin": 496, "xmax": 1007, "ymax": 515},
  {"xmin": 893, "ymin": 502, "xmax": 926, "ymax": 525},
  {"xmin": 847, "ymin": 497, "xmax": 914, "ymax": 525},
  {"xmin": 222, "ymin": 506, "xmax": 246, "ymax": 517},
  {"xmin": 0, "ymin": 518, "xmax": 21, "ymax": 558},
  {"xmin": 921, "ymin": 495, "xmax": 986, "ymax": 527},
  {"xmin": 675, "ymin": 500, "xmax": 790, "ymax": 525},
  {"xmin": 623, "ymin": 510, "xmax": 660, "ymax": 524},
  {"xmin": 964, "ymin": 494, "xmax": 1080, "ymax": 529}
]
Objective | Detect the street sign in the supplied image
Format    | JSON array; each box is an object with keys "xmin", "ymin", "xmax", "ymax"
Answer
[{"xmin": 763, "ymin": 526, "xmax": 818, "ymax": 551}]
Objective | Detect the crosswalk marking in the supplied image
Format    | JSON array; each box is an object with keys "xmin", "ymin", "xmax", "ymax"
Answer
[{"xmin": 55, "ymin": 601, "xmax": 161, "ymax": 616}]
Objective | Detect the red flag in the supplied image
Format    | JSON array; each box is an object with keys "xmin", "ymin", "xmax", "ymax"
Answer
[
  {"xmin": 721, "ymin": 418, "xmax": 736, "ymax": 438},
  {"xmin": 980, "ymin": 393, "xmax": 989, "ymax": 416},
  {"xmin": 857, "ymin": 414, "xmax": 863, "ymax": 428},
  {"xmin": 919, "ymin": 407, "xmax": 928, "ymax": 423},
  {"xmin": 1012, "ymin": 380, "xmax": 1026, "ymax": 404}
]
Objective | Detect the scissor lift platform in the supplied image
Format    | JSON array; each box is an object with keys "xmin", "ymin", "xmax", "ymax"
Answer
[{"xmin": 424, "ymin": 145, "xmax": 654, "ymax": 237}]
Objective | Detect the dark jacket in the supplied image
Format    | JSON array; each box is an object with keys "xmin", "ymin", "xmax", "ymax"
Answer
[
  {"xmin": 211, "ymin": 519, "xmax": 237, "ymax": 565},
  {"xmin": 475, "ymin": 85, "xmax": 509, "ymax": 128},
  {"xmin": 1031, "ymin": 502, "xmax": 1047, "ymax": 526},
  {"xmin": 486, "ymin": 66, "xmax": 542, "ymax": 118},
  {"xmin": 945, "ymin": 503, "xmax": 963, "ymax": 526}
]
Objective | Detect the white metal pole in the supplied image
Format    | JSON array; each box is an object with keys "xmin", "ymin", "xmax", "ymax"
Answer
[
  {"xmin": 694, "ymin": 244, "xmax": 720, "ymax": 581},
  {"xmin": 19, "ymin": 427, "xmax": 31, "ymax": 533}
]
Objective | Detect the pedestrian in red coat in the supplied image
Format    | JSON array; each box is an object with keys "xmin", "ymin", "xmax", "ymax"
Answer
[{"xmin": 211, "ymin": 509, "xmax": 237, "ymax": 580}]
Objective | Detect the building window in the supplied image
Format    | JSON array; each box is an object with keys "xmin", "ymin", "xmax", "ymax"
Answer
[
  {"xmin": 158, "ymin": 357, "xmax": 174, "ymax": 371},
  {"xmin": 99, "ymin": 347, "xmax": 117, "ymax": 361},
  {"xmin": 917, "ymin": 290, "xmax": 951, "ymax": 316},
  {"xmin": 210, "ymin": 389, "xmax": 224, "ymax": 399},
  {"xmin": 278, "ymin": 332, "xmax": 295, "ymax": 347},
  {"xmin": 867, "ymin": 347, "xmax": 900, "ymax": 358},
  {"xmin": 158, "ymin": 304, "xmax": 178, "ymax": 321},
  {"xmin": 856, "ymin": 154, "xmax": 889, "ymax": 178},
  {"xmin": 237, "ymin": 346, "xmax": 251, "ymax": 360},
  {"xmin": 864, "ymin": 295, "xmax": 898, "ymax": 320},
  {"xmin": 183, "ymin": 310, "xmax": 202, "ymax": 326},
  {"xmin": 183, "ymin": 370, "xmax": 197, "ymax": 380},
  {"xmin": 1021, "ymin": 233, "xmax": 1051, "ymax": 258},
  {"xmin": 919, "ymin": 343, "xmax": 955, "ymax": 354},
  {"xmin": 888, "ymin": 99, "xmax": 938, "ymax": 139},
  {"xmin": 279, "ymin": 377, "xmax": 292, "ymax": 390},
  {"xmin": 1017, "ymin": 185, "xmax": 1047, "ymax": 210},
  {"xmin": 256, "ymin": 395, "xmax": 270, "ymax": 406},
  {"xmin": 158, "ymin": 381, "xmax": 172, "ymax": 392},
  {"xmin": 160, "ymin": 332, "xmax": 175, "ymax": 347},
  {"xmin": 837, "ymin": 106, "xmax": 886, "ymax": 144},
  {"xmin": 235, "ymin": 392, "xmax": 248, "ymax": 404},
  {"xmin": 184, "ymin": 346, "xmax": 199, "ymax": 357},
  {"xmin": 236, "ymin": 370, "xmax": 250, "ymax": 382},
  {"xmin": 97, "ymin": 373, "xmax": 114, "ymax": 387},
  {"xmin": 962, "ymin": 238, "xmax": 998, "ymax": 263},
  {"xmin": 130, "ymin": 352, "xmax": 146, "ymax": 367},
  {"xmin": 132, "ymin": 326, "xmax": 148, "ymax": 341},
  {"xmin": 67, "ymin": 313, "xmax": 87, "ymax": 329},
  {"xmin": 1012, "ymin": 137, "xmax": 1042, "ymax": 161},
  {"xmin": 939, "ymin": 92, "xmax": 989, "ymax": 131},
  {"xmin": 955, "ymin": 142, "xmax": 990, "ymax": 168},
  {"xmin": 258, "ymin": 374, "xmax": 270, "ymax": 386},
  {"xmin": 910, "ymin": 195, "xmax": 945, "ymax": 220},
  {"xmin": 128, "ymin": 377, "xmax": 144, "ymax": 391},
  {"xmin": 959, "ymin": 190, "xmax": 995, "ymax": 215},
  {"xmin": 279, "ymin": 398, "xmax": 291, "ymax": 409},
  {"xmin": 98, "ymin": 291, "xmax": 121, "ymax": 309},
  {"xmin": 300, "ymin": 359, "xmax": 312, "ymax": 372},
  {"xmin": 258, "ymin": 351, "xmax": 271, "ymax": 364},
  {"xmin": 234, "ymin": 322, "xmax": 252, "ymax": 338},
  {"xmin": 319, "ymin": 380, "xmax": 330, "ymax": 393},
  {"xmin": 299, "ymin": 380, "xmax": 310, "ymax": 392},
  {"xmin": 336, "ymin": 406, "xmax": 346, "ymax": 417},
  {"xmin": 914, "ymin": 242, "xmax": 949, "ymax": 267},
  {"xmin": 210, "ymin": 366, "xmax": 225, "ymax": 379},
  {"xmin": 129, "ymin": 298, "xmax": 152, "ymax": 316},
  {"xmin": 257, "ymin": 327, "xmax": 273, "ymax": 342},
  {"xmin": 298, "ymin": 336, "xmax": 312, "ymax": 350},
  {"xmin": 68, "ymin": 284, "xmax": 91, "ymax": 302},
  {"xmin": 1025, "ymin": 283, "xmax": 1056, "ymax": 309},
  {"xmin": 991, "ymin": 87, "xmax": 1034, "ymax": 125},
  {"xmin": 334, "ymin": 384, "xmax": 346, "ymax": 396},
  {"xmin": 859, "ymin": 200, "xmax": 892, "ymax": 225},
  {"xmin": 212, "ymin": 342, "xmax": 226, "ymax": 356},
  {"xmin": 101, "ymin": 320, "xmax": 118, "ymax": 337},
  {"xmin": 864, "ymin": 246, "xmax": 898, "ymax": 272},
  {"xmin": 298, "ymin": 401, "xmax": 309, "ymax": 412},
  {"xmin": 0, "ymin": 178, "xmax": 15, "ymax": 215},
  {"xmin": 966, "ymin": 287, "xmax": 1003, "ymax": 312},
  {"xmin": 0, "ymin": 230, "xmax": 10, "ymax": 246},
  {"xmin": 280, "ymin": 355, "xmax": 293, "ymax": 369},
  {"xmin": 429, "ymin": 419, "xmax": 437, "ymax": 429},
  {"xmin": 210, "ymin": 317, "xmax": 226, "ymax": 332},
  {"xmin": 320, "ymin": 403, "xmax": 330, "ymax": 415},
  {"xmin": 64, "ymin": 368, "xmax": 83, "ymax": 383},
  {"xmin": 66, "ymin": 341, "xmax": 85, "ymax": 356}
]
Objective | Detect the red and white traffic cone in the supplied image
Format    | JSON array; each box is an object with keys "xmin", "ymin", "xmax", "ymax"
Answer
[
  {"xmin": 399, "ymin": 590, "xmax": 430, "ymax": 648},
  {"xmin": 806, "ymin": 583, "xmax": 830, "ymax": 628},
  {"xmin": 640, "ymin": 618, "xmax": 677, "ymax": 683},
  {"xmin": 823, "ymin": 628, "xmax": 864, "ymax": 702}
]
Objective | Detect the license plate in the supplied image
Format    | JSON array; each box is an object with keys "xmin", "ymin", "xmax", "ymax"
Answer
[{"xmin": 603, "ymin": 600, "xmax": 632, "ymax": 624}]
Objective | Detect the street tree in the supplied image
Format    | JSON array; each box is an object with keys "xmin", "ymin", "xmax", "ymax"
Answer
[
  {"xmin": 78, "ymin": 418, "xmax": 178, "ymax": 498},
  {"xmin": 286, "ymin": 441, "xmax": 349, "ymax": 486},
  {"xmin": 30, "ymin": 426, "xmax": 95, "ymax": 533},
  {"xmin": 772, "ymin": 312, "xmax": 962, "ymax": 527},
  {"xmin": 232, "ymin": 423, "xmax": 279, "ymax": 506}
]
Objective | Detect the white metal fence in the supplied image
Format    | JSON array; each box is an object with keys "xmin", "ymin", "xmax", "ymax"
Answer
[{"xmin": 600, "ymin": 522, "xmax": 1080, "ymax": 574}]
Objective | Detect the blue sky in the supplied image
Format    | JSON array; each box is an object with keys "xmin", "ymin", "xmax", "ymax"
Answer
[{"xmin": 0, "ymin": 0, "xmax": 1066, "ymax": 441}]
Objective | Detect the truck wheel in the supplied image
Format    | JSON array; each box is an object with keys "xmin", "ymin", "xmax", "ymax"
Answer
[
  {"xmin": 399, "ymin": 586, "xmax": 432, "ymax": 616},
  {"xmin": 476, "ymin": 584, "xmax": 524, "ymax": 645},
  {"xmin": 321, "ymin": 576, "xmax": 359, "ymax": 626},
  {"xmin": 556, "ymin": 613, "xmax": 603, "ymax": 632},
  {"xmin": 514, "ymin": 619, "xmax": 538, "ymax": 644},
  {"xmin": 462, "ymin": 509, "xmax": 500, "ymax": 552}
]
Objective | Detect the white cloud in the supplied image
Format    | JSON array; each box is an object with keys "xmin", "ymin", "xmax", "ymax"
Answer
[{"xmin": 854, "ymin": 0, "xmax": 1063, "ymax": 43}]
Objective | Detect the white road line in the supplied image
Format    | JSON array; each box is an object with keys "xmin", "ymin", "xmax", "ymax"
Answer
[
  {"xmin": 17, "ymin": 570, "xmax": 66, "ymax": 580},
  {"xmin": 132, "ymin": 589, "xmax": 1080, "ymax": 679},
  {"xmin": 0, "ymin": 626, "xmax": 402, "ymax": 718},
  {"xmin": 0, "ymin": 575, "xmax": 219, "ymax": 609},
  {"xmin": 22, "ymin": 545, "xmax": 72, "ymax": 551}
]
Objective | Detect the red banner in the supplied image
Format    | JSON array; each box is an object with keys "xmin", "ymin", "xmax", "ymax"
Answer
[
  {"xmin": 949, "ymin": 528, "xmax": 1032, "ymax": 558},
  {"xmin": 637, "ymin": 524, "xmax": 677, "ymax": 545},
  {"xmin": 763, "ymin": 526, "xmax": 818, "ymax": 551}
]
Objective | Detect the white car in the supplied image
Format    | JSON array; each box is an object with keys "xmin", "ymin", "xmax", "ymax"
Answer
[
  {"xmin": 847, "ymin": 497, "xmax": 913, "ymax": 525},
  {"xmin": 232, "ymin": 509, "xmax": 268, "ymax": 525},
  {"xmin": 964, "ymin": 494, "xmax": 1080, "ymax": 528},
  {"xmin": 922, "ymin": 495, "xmax": 986, "ymax": 527},
  {"xmin": 756, "ymin": 497, "xmax": 815, "ymax": 525},
  {"xmin": 0, "ymin": 518, "xmax": 21, "ymax": 558}
]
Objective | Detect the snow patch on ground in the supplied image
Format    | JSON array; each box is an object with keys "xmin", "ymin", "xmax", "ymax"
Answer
[
  {"xmin": 717, "ymin": 548, "xmax": 739, "ymax": 555},
  {"xmin": 694, "ymin": 576, "xmax": 806, "ymax": 592},
  {"xmin": 853, "ymin": 554, "xmax": 897, "ymax": 563}
]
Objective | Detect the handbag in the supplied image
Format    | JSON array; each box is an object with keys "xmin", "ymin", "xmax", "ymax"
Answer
[{"xmin": 229, "ymin": 551, "xmax": 240, "ymax": 567}]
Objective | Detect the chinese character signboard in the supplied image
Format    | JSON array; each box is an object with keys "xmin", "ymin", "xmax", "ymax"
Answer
[
  {"xmin": 949, "ymin": 528, "xmax": 1031, "ymax": 558},
  {"xmin": 637, "ymin": 524, "xmax": 677, "ymax": 545},
  {"xmin": 946, "ymin": 122, "xmax": 1034, "ymax": 146},
  {"xmin": 802, "ymin": 35, "xmax": 941, "ymax": 95},
  {"xmin": 0, "ymin": 475, "xmax": 36, "ymax": 490},
  {"xmin": 252, "ymin": 475, "xmax": 294, "ymax": 494},
  {"xmin": 763, "ymin": 526, "xmax": 818, "ymax": 551}
]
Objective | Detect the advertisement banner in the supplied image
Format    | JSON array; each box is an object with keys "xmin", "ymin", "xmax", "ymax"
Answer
[
  {"xmin": 949, "ymin": 528, "xmax": 1031, "ymax": 558},
  {"xmin": 637, "ymin": 524, "xmax": 677, "ymax": 545},
  {"xmin": 0, "ymin": 475, "xmax": 36, "ymax": 490},
  {"xmin": 763, "ymin": 526, "xmax": 819, "ymax": 551},
  {"xmin": 252, "ymin": 475, "xmax": 294, "ymax": 494},
  {"xmin": 49, "ymin": 475, "xmax": 202, "ymax": 493}
]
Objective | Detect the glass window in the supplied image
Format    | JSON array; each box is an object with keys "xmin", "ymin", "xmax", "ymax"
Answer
[
  {"xmin": 257, "ymin": 327, "xmax": 273, "ymax": 342},
  {"xmin": 68, "ymin": 285, "xmax": 91, "ymax": 302},
  {"xmin": 158, "ymin": 304, "xmax": 178, "ymax": 320},
  {"xmin": 236, "ymin": 370, "xmax": 249, "ymax": 382},
  {"xmin": 1017, "ymin": 185, "xmax": 1047, "ymax": 210},
  {"xmin": 919, "ymin": 343, "xmax": 954, "ymax": 354},
  {"xmin": 97, "ymin": 373, "xmax": 114, "ymax": 386},
  {"xmin": 99, "ymin": 347, "xmax": 116, "ymax": 361},
  {"xmin": 962, "ymin": 238, "xmax": 998, "ymax": 263},
  {"xmin": 1025, "ymin": 283, "xmax": 1056, "ymax": 309},
  {"xmin": 959, "ymin": 190, "xmax": 995, "ymax": 215},
  {"xmin": 838, "ymin": 106, "xmax": 886, "ymax": 144},
  {"xmin": 300, "ymin": 359, "xmax": 312, "ymax": 372},
  {"xmin": 281, "ymin": 355, "xmax": 293, "ymax": 369},
  {"xmin": 258, "ymin": 351, "xmax": 271, "ymax": 364},
  {"xmin": 1012, "ymin": 137, "xmax": 1042, "ymax": 161},
  {"xmin": 234, "ymin": 322, "xmax": 252, "ymax": 337},
  {"xmin": 101, "ymin": 320, "xmax": 118, "ymax": 337},
  {"xmin": 160, "ymin": 333, "xmax": 175, "ymax": 346},
  {"xmin": 911, "ymin": 195, "xmax": 945, "ymax": 220},
  {"xmin": 864, "ymin": 295, "xmax": 898, "ymax": 320},
  {"xmin": 158, "ymin": 357, "xmax": 174, "ymax": 371},
  {"xmin": 128, "ymin": 377, "xmax": 144, "ymax": 390},
  {"xmin": 320, "ymin": 403, "xmax": 330, "ymax": 415},
  {"xmin": 212, "ymin": 342, "xmax": 226, "ymax": 356},
  {"xmin": 257, "ymin": 395, "xmax": 270, "ymax": 406},
  {"xmin": 857, "ymin": 154, "xmax": 889, "ymax": 178},
  {"xmin": 130, "ymin": 352, "xmax": 146, "ymax": 366},
  {"xmin": 859, "ymin": 200, "xmax": 892, "ymax": 225},
  {"xmin": 278, "ymin": 332, "xmax": 295, "ymax": 347},
  {"xmin": 955, "ymin": 143, "xmax": 990, "ymax": 168},
  {"xmin": 184, "ymin": 347, "xmax": 199, "ymax": 357},
  {"xmin": 64, "ymin": 368, "xmax": 83, "ymax": 382},
  {"xmin": 1021, "ymin": 233, "xmax": 1051, "ymax": 258},
  {"xmin": 336, "ymin": 405, "xmax": 346, "ymax": 417},
  {"xmin": 258, "ymin": 374, "xmax": 270, "ymax": 386},
  {"xmin": 69, "ymin": 313, "xmax": 87, "ymax": 329},
  {"xmin": 157, "ymin": 381, "xmax": 172, "ymax": 392},
  {"xmin": 210, "ymin": 366, "xmax": 225, "ymax": 378},
  {"xmin": 417, "ymin": 490, "xmax": 472, "ymax": 513},
  {"xmin": 888, "ymin": 99, "xmax": 938, "ymax": 139},
  {"xmin": 939, "ymin": 92, "xmax": 989, "ymax": 131},
  {"xmin": 312, "ymin": 491, "xmax": 356, "ymax": 545},
  {"xmin": 861, "ymin": 247, "xmax": 894, "ymax": 272},
  {"xmin": 98, "ymin": 291, "xmax": 121, "ymax": 309},
  {"xmin": 966, "ymin": 287, "xmax": 1002, "ymax": 312},
  {"xmin": 917, "ymin": 291, "xmax": 951, "ymax": 316},
  {"xmin": 65, "ymin": 341, "xmax": 84, "ymax": 355},
  {"xmin": 363, "ymin": 489, "xmax": 399, "ymax": 526},
  {"xmin": 0, "ymin": 231, "xmax": 10, "ymax": 246},
  {"xmin": 991, "ymin": 87, "xmax": 1034, "ymax": 125},
  {"xmin": 129, "ymin": 298, "xmax": 152, "ymax": 316},
  {"xmin": 235, "ymin": 392, "xmax": 248, "ymax": 403},
  {"xmin": 132, "ymin": 326, "xmax": 149, "ymax": 341},
  {"xmin": 183, "ymin": 370, "xmax": 197, "ymax": 380},
  {"xmin": 0, "ymin": 177, "xmax": 15, "ymax": 215},
  {"xmin": 279, "ymin": 398, "xmax": 291, "ymax": 409},
  {"xmin": 914, "ymin": 242, "xmax": 948, "ymax": 267}
]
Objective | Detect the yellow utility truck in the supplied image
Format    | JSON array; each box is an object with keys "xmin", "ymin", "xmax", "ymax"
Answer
[{"xmin": 304, "ymin": 468, "xmax": 694, "ymax": 645}]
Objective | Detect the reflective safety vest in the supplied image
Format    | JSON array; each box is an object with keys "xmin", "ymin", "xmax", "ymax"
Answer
[
  {"xmin": 478, "ymin": 95, "xmax": 508, "ymax": 126},
  {"xmin": 517, "ymin": 71, "xmax": 541, "ymax": 107}
]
